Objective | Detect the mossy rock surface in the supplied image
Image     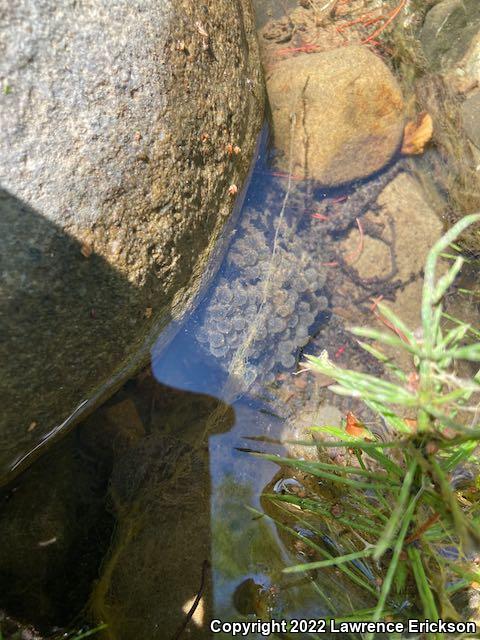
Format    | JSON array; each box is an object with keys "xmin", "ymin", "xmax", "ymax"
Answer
[{"xmin": 0, "ymin": 0, "xmax": 265, "ymax": 485}]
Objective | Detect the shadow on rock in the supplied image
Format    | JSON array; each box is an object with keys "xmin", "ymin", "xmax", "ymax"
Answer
[{"xmin": 0, "ymin": 188, "xmax": 160, "ymax": 485}]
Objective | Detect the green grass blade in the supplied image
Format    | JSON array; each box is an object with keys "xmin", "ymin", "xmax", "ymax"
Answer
[
  {"xmin": 350, "ymin": 327, "xmax": 419, "ymax": 355},
  {"xmin": 366, "ymin": 491, "xmax": 420, "ymax": 640},
  {"xmin": 357, "ymin": 340, "xmax": 408, "ymax": 382},
  {"xmin": 70, "ymin": 626, "xmax": 108, "ymax": 640},
  {"xmin": 449, "ymin": 344, "xmax": 480, "ymax": 361},
  {"xmin": 267, "ymin": 494, "xmax": 384, "ymax": 536},
  {"xmin": 432, "ymin": 256, "xmax": 464, "ymax": 305},
  {"xmin": 374, "ymin": 458, "xmax": 417, "ymax": 560},
  {"xmin": 374, "ymin": 300, "xmax": 416, "ymax": 345},
  {"xmin": 246, "ymin": 505, "xmax": 378, "ymax": 595},
  {"xmin": 363, "ymin": 399, "xmax": 413, "ymax": 433},
  {"xmin": 408, "ymin": 546, "xmax": 440, "ymax": 620},
  {"xmin": 443, "ymin": 440, "xmax": 478, "ymax": 472},
  {"xmin": 258, "ymin": 454, "xmax": 399, "ymax": 489},
  {"xmin": 422, "ymin": 214, "xmax": 480, "ymax": 349},
  {"xmin": 430, "ymin": 458, "xmax": 471, "ymax": 548},
  {"xmin": 283, "ymin": 548, "xmax": 374, "ymax": 573}
]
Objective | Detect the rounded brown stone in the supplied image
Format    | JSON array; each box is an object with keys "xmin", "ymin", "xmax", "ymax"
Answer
[{"xmin": 266, "ymin": 46, "xmax": 405, "ymax": 186}]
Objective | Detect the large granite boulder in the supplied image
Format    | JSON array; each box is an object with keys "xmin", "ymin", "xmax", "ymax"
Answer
[{"xmin": 0, "ymin": 0, "xmax": 265, "ymax": 485}]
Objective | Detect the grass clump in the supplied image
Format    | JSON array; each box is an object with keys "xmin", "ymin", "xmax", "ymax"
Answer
[{"xmin": 258, "ymin": 214, "xmax": 480, "ymax": 635}]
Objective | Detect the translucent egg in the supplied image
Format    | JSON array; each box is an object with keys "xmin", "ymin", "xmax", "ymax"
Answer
[
  {"xmin": 287, "ymin": 314, "xmax": 299, "ymax": 329},
  {"xmin": 244, "ymin": 267, "xmax": 260, "ymax": 281},
  {"xmin": 233, "ymin": 288, "xmax": 248, "ymax": 306},
  {"xmin": 196, "ymin": 329, "xmax": 208, "ymax": 344},
  {"xmin": 278, "ymin": 336, "xmax": 292, "ymax": 351},
  {"xmin": 231, "ymin": 252, "xmax": 245, "ymax": 267},
  {"xmin": 280, "ymin": 353, "xmax": 296, "ymax": 368},
  {"xmin": 253, "ymin": 324, "xmax": 267, "ymax": 341},
  {"xmin": 216, "ymin": 283, "xmax": 233, "ymax": 303},
  {"xmin": 209, "ymin": 303, "xmax": 228, "ymax": 319},
  {"xmin": 243, "ymin": 249, "xmax": 258, "ymax": 267},
  {"xmin": 279, "ymin": 301, "xmax": 296, "ymax": 318},
  {"xmin": 317, "ymin": 270, "xmax": 327, "ymax": 288},
  {"xmin": 211, "ymin": 345, "xmax": 228, "ymax": 359},
  {"xmin": 301, "ymin": 312, "xmax": 315, "ymax": 327},
  {"xmin": 232, "ymin": 317, "xmax": 246, "ymax": 332},
  {"xmin": 296, "ymin": 278, "xmax": 309, "ymax": 293},
  {"xmin": 228, "ymin": 332, "xmax": 241, "ymax": 347},
  {"xmin": 245, "ymin": 305, "xmax": 259, "ymax": 321},
  {"xmin": 209, "ymin": 332, "xmax": 225, "ymax": 349},
  {"xmin": 268, "ymin": 316, "xmax": 286, "ymax": 334},
  {"xmin": 316, "ymin": 296, "xmax": 329, "ymax": 311},
  {"xmin": 216, "ymin": 317, "xmax": 232, "ymax": 334},
  {"xmin": 296, "ymin": 325, "xmax": 309, "ymax": 340},
  {"xmin": 243, "ymin": 365, "xmax": 257, "ymax": 387}
]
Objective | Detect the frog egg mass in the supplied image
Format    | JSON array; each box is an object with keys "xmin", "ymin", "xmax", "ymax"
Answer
[{"xmin": 195, "ymin": 204, "xmax": 329, "ymax": 390}]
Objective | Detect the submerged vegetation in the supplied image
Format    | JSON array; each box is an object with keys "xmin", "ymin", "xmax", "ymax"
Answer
[{"xmin": 257, "ymin": 214, "xmax": 480, "ymax": 634}]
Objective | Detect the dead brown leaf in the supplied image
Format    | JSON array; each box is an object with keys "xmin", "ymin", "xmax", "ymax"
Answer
[
  {"xmin": 345, "ymin": 411, "xmax": 368, "ymax": 438},
  {"xmin": 401, "ymin": 112, "xmax": 433, "ymax": 155}
]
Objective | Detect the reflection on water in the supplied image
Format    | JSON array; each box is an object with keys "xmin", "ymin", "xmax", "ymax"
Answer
[{"xmin": 147, "ymin": 129, "xmax": 379, "ymax": 638}]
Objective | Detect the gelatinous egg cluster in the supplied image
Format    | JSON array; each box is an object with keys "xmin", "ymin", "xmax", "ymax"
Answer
[{"xmin": 196, "ymin": 206, "xmax": 328, "ymax": 387}]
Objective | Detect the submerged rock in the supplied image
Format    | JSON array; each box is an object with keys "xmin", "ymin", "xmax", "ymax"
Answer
[
  {"xmin": 461, "ymin": 92, "xmax": 480, "ymax": 149},
  {"xmin": 421, "ymin": 0, "xmax": 480, "ymax": 72},
  {"xmin": 90, "ymin": 391, "xmax": 235, "ymax": 640},
  {"xmin": 266, "ymin": 46, "xmax": 405, "ymax": 186},
  {"xmin": 415, "ymin": 0, "xmax": 480, "ymax": 249},
  {"xmin": 0, "ymin": 0, "xmax": 265, "ymax": 485}
]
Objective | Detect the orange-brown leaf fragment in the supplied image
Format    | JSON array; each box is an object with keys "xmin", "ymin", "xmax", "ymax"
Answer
[
  {"xmin": 404, "ymin": 418, "xmax": 417, "ymax": 432},
  {"xmin": 401, "ymin": 112, "xmax": 433, "ymax": 155},
  {"xmin": 345, "ymin": 411, "xmax": 368, "ymax": 438}
]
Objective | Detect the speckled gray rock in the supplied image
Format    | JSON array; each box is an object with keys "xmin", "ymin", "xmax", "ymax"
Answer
[
  {"xmin": 0, "ymin": 0, "xmax": 265, "ymax": 485},
  {"xmin": 421, "ymin": 0, "xmax": 480, "ymax": 71}
]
